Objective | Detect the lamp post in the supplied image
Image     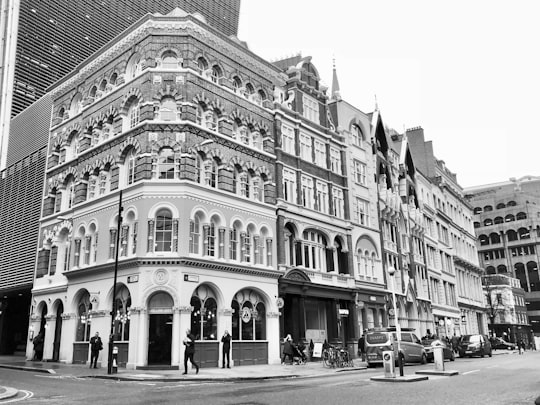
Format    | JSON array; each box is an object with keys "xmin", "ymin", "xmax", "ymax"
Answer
[
  {"xmin": 388, "ymin": 266, "xmax": 404, "ymax": 376},
  {"xmin": 107, "ymin": 190, "xmax": 123, "ymax": 374}
]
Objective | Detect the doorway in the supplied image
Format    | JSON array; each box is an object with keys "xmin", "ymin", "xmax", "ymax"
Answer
[
  {"xmin": 148, "ymin": 314, "xmax": 172, "ymax": 365},
  {"xmin": 52, "ymin": 302, "xmax": 63, "ymax": 361}
]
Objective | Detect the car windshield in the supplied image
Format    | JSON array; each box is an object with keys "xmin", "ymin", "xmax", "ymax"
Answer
[{"xmin": 462, "ymin": 335, "xmax": 480, "ymax": 343}]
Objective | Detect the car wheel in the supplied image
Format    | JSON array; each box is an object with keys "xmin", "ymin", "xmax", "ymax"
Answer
[
  {"xmin": 421, "ymin": 353, "xmax": 427, "ymax": 365},
  {"xmin": 450, "ymin": 351, "xmax": 455, "ymax": 361}
]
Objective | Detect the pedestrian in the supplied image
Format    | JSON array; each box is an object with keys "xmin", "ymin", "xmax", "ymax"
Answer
[
  {"xmin": 451, "ymin": 334, "xmax": 459, "ymax": 354},
  {"xmin": 358, "ymin": 334, "xmax": 365, "ymax": 361},
  {"xmin": 281, "ymin": 334, "xmax": 294, "ymax": 365},
  {"xmin": 221, "ymin": 330, "xmax": 231, "ymax": 369},
  {"xmin": 519, "ymin": 340, "xmax": 525, "ymax": 355},
  {"xmin": 32, "ymin": 330, "xmax": 44, "ymax": 361},
  {"xmin": 182, "ymin": 329, "xmax": 199, "ymax": 375},
  {"xmin": 89, "ymin": 332, "xmax": 103, "ymax": 368}
]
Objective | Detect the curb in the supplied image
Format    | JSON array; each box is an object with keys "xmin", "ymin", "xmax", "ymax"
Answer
[
  {"xmin": 87, "ymin": 374, "xmax": 303, "ymax": 382},
  {"xmin": 0, "ymin": 364, "xmax": 56, "ymax": 374},
  {"xmin": 0, "ymin": 386, "xmax": 19, "ymax": 400}
]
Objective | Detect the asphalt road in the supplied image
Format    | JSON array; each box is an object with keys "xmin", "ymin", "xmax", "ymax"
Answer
[{"xmin": 1, "ymin": 351, "xmax": 539, "ymax": 404}]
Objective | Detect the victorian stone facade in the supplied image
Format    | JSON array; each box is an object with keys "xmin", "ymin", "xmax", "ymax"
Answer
[{"xmin": 28, "ymin": 9, "xmax": 283, "ymax": 369}]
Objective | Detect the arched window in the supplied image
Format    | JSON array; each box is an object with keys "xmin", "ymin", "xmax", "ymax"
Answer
[
  {"xmin": 69, "ymin": 132, "xmax": 80, "ymax": 159},
  {"xmin": 154, "ymin": 209, "xmax": 173, "ymax": 252},
  {"xmin": 158, "ymin": 97, "xmax": 178, "ymax": 121},
  {"xmin": 110, "ymin": 73, "xmax": 118, "ymax": 86},
  {"xmin": 89, "ymin": 86, "xmax": 97, "ymax": 99},
  {"xmin": 516, "ymin": 212, "xmax": 527, "ymax": 220},
  {"xmin": 128, "ymin": 101, "xmax": 140, "ymax": 129},
  {"xmin": 204, "ymin": 110, "xmax": 218, "ymax": 131},
  {"xmin": 494, "ymin": 217, "xmax": 504, "ymax": 224},
  {"xmin": 484, "ymin": 218, "xmax": 493, "ymax": 226},
  {"xmin": 473, "ymin": 207, "xmax": 482, "ymax": 215},
  {"xmin": 126, "ymin": 54, "xmax": 142, "ymax": 80},
  {"xmin": 161, "ymin": 51, "xmax": 179, "ymax": 69},
  {"xmin": 507, "ymin": 230, "xmax": 518, "ymax": 242},
  {"xmin": 204, "ymin": 221, "xmax": 216, "ymax": 257},
  {"xmin": 98, "ymin": 170, "xmax": 110, "ymax": 196},
  {"xmin": 75, "ymin": 292, "xmax": 92, "ymax": 342},
  {"xmin": 202, "ymin": 158, "xmax": 218, "ymax": 188},
  {"xmin": 125, "ymin": 149, "xmax": 137, "ymax": 186},
  {"xmin": 518, "ymin": 227, "xmax": 530, "ymax": 239},
  {"xmin": 211, "ymin": 65, "xmax": 222, "ymax": 83},
  {"xmin": 302, "ymin": 230, "xmax": 327, "ymax": 271},
  {"xmin": 507, "ymin": 201, "xmax": 517, "ymax": 207},
  {"xmin": 113, "ymin": 286, "xmax": 131, "ymax": 341},
  {"xmin": 190, "ymin": 285, "xmax": 217, "ymax": 340},
  {"xmin": 505, "ymin": 214, "xmax": 515, "ymax": 222},
  {"xmin": 483, "ymin": 205, "xmax": 493, "ymax": 212},
  {"xmin": 486, "ymin": 266, "xmax": 496, "ymax": 274},
  {"xmin": 251, "ymin": 175, "xmax": 263, "ymax": 202},
  {"xmin": 232, "ymin": 76, "xmax": 242, "ymax": 93},
  {"xmin": 250, "ymin": 129, "xmax": 262, "ymax": 149},
  {"xmin": 63, "ymin": 176, "xmax": 76, "ymax": 210},
  {"xmin": 351, "ymin": 125, "xmax": 364, "ymax": 148},
  {"xmin": 157, "ymin": 147, "xmax": 176, "ymax": 179},
  {"xmin": 489, "ymin": 233, "xmax": 501, "ymax": 244},
  {"xmin": 479, "ymin": 234, "xmax": 489, "ymax": 246},
  {"xmin": 197, "ymin": 57, "xmax": 208, "ymax": 72},
  {"xmin": 189, "ymin": 213, "xmax": 202, "ymax": 254},
  {"xmin": 70, "ymin": 93, "xmax": 82, "ymax": 116},
  {"xmin": 231, "ymin": 290, "xmax": 266, "ymax": 341},
  {"xmin": 229, "ymin": 221, "xmax": 241, "ymax": 261},
  {"xmin": 496, "ymin": 203, "xmax": 506, "ymax": 209},
  {"xmin": 245, "ymin": 83, "xmax": 255, "ymax": 98},
  {"xmin": 474, "ymin": 222, "xmax": 480, "ymax": 228},
  {"xmin": 497, "ymin": 265, "xmax": 508, "ymax": 273}
]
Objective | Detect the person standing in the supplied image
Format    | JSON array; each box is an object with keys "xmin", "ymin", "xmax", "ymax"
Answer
[
  {"xmin": 89, "ymin": 332, "xmax": 103, "ymax": 368},
  {"xmin": 32, "ymin": 330, "xmax": 44, "ymax": 361},
  {"xmin": 281, "ymin": 334, "xmax": 294, "ymax": 365},
  {"xmin": 221, "ymin": 330, "xmax": 231, "ymax": 369},
  {"xmin": 451, "ymin": 334, "xmax": 459, "ymax": 354},
  {"xmin": 183, "ymin": 329, "xmax": 199, "ymax": 375},
  {"xmin": 358, "ymin": 334, "xmax": 365, "ymax": 361}
]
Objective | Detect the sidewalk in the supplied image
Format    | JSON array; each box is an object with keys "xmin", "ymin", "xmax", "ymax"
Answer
[{"xmin": 0, "ymin": 355, "xmax": 367, "ymax": 382}]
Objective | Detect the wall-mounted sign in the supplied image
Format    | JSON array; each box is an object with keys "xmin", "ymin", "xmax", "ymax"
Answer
[
  {"xmin": 339, "ymin": 309, "xmax": 349, "ymax": 316},
  {"xmin": 127, "ymin": 275, "xmax": 139, "ymax": 284},
  {"xmin": 370, "ymin": 296, "xmax": 377, "ymax": 302},
  {"xmin": 184, "ymin": 274, "xmax": 199, "ymax": 283},
  {"xmin": 276, "ymin": 298, "xmax": 284, "ymax": 309},
  {"xmin": 241, "ymin": 307, "xmax": 251, "ymax": 323}
]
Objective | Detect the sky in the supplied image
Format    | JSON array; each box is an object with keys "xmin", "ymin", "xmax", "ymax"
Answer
[{"xmin": 237, "ymin": 1, "xmax": 540, "ymax": 188}]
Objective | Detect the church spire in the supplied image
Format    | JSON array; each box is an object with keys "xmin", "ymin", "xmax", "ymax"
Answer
[{"xmin": 331, "ymin": 57, "xmax": 341, "ymax": 100}]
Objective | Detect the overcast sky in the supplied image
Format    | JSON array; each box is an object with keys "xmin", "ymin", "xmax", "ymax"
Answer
[{"xmin": 238, "ymin": 1, "xmax": 540, "ymax": 188}]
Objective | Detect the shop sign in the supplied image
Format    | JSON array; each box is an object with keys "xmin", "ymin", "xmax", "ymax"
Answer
[
  {"xmin": 276, "ymin": 297, "xmax": 284, "ymax": 309},
  {"xmin": 339, "ymin": 309, "xmax": 349, "ymax": 316},
  {"xmin": 127, "ymin": 275, "xmax": 139, "ymax": 283},
  {"xmin": 184, "ymin": 274, "xmax": 199, "ymax": 283},
  {"xmin": 241, "ymin": 307, "xmax": 252, "ymax": 323},
  {"xmin": 312, "ymin": 342, "xmax": 323, "ymax": 358}
]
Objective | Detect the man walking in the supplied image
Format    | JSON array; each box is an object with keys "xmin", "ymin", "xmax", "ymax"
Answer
[
  {"xmin": 89, "ymin": 332, "xmax": 103, "ymax": 368},
  {"xmin": 183, "ymin": 329, "xmax": 199, "ymax": 375}
]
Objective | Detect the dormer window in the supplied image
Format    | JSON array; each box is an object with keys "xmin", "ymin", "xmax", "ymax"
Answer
[{"xmin": 302, "ymin": 94, "xmax": 319, "ymax": 124}]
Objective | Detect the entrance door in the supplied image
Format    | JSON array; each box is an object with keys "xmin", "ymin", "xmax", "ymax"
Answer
[
  {"xmin": 148, "ymin": 314, "xmax": 172, "ymax": 365},
  {"xmin": 52, "ymin": 303, "xmax": 63, "ymax": 361}
]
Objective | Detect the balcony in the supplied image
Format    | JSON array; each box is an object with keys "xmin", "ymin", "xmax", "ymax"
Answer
[{"xmin": 483, "ymin": 274, "xmax": 522, "ymax": 288}]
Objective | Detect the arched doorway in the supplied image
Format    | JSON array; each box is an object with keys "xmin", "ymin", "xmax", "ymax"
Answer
[
  {"xmin": 52, "ymin": 301, "xmax": 63, "ymax": 361},
  {"xmin": 147, "ymin": 292, "xmax": 173, "ymax": 365}
]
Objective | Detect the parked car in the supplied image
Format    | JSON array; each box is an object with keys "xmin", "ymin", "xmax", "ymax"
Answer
[
  {"xmin": 365, "ymin": 327, "xmax": 427, "ymax": 367},
  {"xmin": 421, "ymin": 338, "xmax": 455, "ymax": 362},
  {"xmin": 458, "ymin": 334, "xmax": 492, "ymax": 358},
  {"xmin": 491, "ymin": 337, "xmax": 517, "ymax": 350}
]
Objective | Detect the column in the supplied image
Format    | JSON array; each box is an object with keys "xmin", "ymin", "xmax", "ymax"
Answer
[
  {"xmin": 267, "ymin": 310, "xmax": 281, "ymax": 364},
  {"xmin": 42, "ymin": 315, "xmax": 56, "ymax": 361},
  {"xmin": 171, "ymin": 307, "xmax": 181, "ymax": 366}
]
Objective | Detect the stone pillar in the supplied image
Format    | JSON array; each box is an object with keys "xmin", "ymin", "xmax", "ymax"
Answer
[
  {"xmin": 267, "ymin": 311, "xmax": 281, "ymax": 364},
  {"xmin": 134, "ymin": 308, "xmax": 148, "ymax": 368},
  {"xmin": 42, "ymin": 315, "xmax": 55, "ymax": 361},
  {"xmin": 171, "ymin": 307, "xmax": 181, "ymax": 367}
]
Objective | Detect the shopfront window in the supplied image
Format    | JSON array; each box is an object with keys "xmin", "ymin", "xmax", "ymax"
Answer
[
  {"xmin": 75, "ymin": 292, "xmax": 92, "ymax": 342},
  {"xmin": 231, "ymin": 289, "xmax": 266, "ymax": 340},
  {"xmin": 190, "ymin": 285, "xmax": 218, "ymax": 340}
]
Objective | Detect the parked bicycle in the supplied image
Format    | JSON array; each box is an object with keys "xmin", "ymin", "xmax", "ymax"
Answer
[{"xmin": 322, "ymin": 345, "xmax": 353, "ymax": 368}]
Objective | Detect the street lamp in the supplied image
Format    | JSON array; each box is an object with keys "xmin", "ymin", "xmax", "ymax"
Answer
[{"xmin": 388, "ymin": 266, "xmax": 404, "ymax": 376}]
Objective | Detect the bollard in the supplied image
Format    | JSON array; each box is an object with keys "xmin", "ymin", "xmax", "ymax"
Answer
[
  {"xmin": 433, "ymin": 345, "xmax": 445, "ymax": 372},
  {"xmin": 382, "ymin": 350, "xmax": 395, "ymax": 378},
  {"xmin": 112, "ymin": 346, "xmax": 118, "ymax": 374}
]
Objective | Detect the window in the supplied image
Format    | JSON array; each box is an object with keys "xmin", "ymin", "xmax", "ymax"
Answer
[
  {"xmin": 126, "ymin": 149, "xmax": 136, "ymax": 185},
  {"xmin": 301, "ymin": 175, "xmax": 314, "ymax": 209},
  {"xmin": 355, "ymin": 198, "xmax": 369, "ymax": 226},
  {"xmin": 315, "ymin": 181, "xmax": 328, "ymax": 214},
  {"xmin": 203, "ymin": 159, "xmax": 217, "ymax": 188},
  {"xmin": 303, "ymin": 231, "xmax": 327, "ymax": 271},
  {"xmin": 302, "ymin": 94, "xmax": 319, "ymax": 123},
  {"xmin": 351, "ymin": 125, "xmax": 363, "ymax": 148},
  {"xmin": 158, "ymin": 98, "xmax": 178, "ymax": 121},
  {"xmin": 128, "ymin": 102, "xmax": 140, "ymax": 129},
  {"xmin": 157, "ymin": 148, "xmax": 175, "ymax": 179},
  {"xmin": 189, "ymin": 215, "xmax": 201, "ymax": 254},
  {"xmin": 204, "ymin": 110, "xmax": 218, "ymax": 131},
  {"xmin": 332, "ymin": 188, "xmax": 344, "ymax": 218},
  {"xmin": 155, "ymin": 209, "xmax": 172, "ymax": 252},
  {"xmin": 242, "ymin": 231, "xmax": 252, "ymax": 263},
  {"xmin": 211, "ymin": 65, "xmax": 222, "ymax": 83},
  {"xmin": 299, "ymin": 133, "xmax": 312, "ymax": 161},
  {"xmin": 190, "ymin": 288, "xmax": 217, "ymax": 340},
  {"xmin": 231, "ymin": 290, "xmax": 266, "ymax": 341},
  {"xmin": 281, "ymin": 124, "xmax": 295, "ymax": 154},
  {"xmin": 98, "ymin": 171, "xmax": 110, "ymax": 196},
  {"xmin": 197, "ymin": 57, "xmax": 208, "ymax": 72},
  {"xmin": 113, "ymin": 286, "xmax": 131, "ymax": 341},
  {"xmin": 353, "ymin": 160, "xmax": 367, "ymax": 185},
  {"xmin": 64, "ymin": 178, "xmax": 75, "ymax": 210},
  {"xmin": 204, "ymin": 222, "xmax": 216, "ymax": 257},
  {"xmin": 76, "ymin": 292, "xmax": 92, "ymax": 342},
  {"xmin": 314, "ymin": 139, "xmax": 326, "ymax": 167},
  {"xmin": 230, "ymin": 224, "xmax": 239, "ymax": 261},
  {"xmin": 161, "ymin": 52, "xmax": 179, "ymax": 69},
  {"xmin": 283, "ymin": 168, "xmax": 297, "ymax": 204},
  {"xmin": 330, "ymin": 147, "xmax": 341, "ymax": 174}
]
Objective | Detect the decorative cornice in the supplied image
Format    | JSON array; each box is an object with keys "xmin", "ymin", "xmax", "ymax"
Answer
[{"xmin": 178, "ymin": 306, "xmax": 194, "ymax": 314}]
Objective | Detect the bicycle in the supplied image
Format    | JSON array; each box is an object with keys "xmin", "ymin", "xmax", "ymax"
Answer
[{"xmin": 322, "ymin": 345, "xmax": 353, "ymax": 368}]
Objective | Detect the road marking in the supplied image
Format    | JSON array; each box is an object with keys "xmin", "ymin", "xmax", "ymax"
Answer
[
  {"xmin": 463, "ymin": 369, "xmax": 480, "ymax": 375},
  {"xmin": 2, "ymin": 390, "xmax": 33, "ymax": 403},
  {"xmin": 486, "ymin": 365, "xmax": 500, "ymax": 369}
]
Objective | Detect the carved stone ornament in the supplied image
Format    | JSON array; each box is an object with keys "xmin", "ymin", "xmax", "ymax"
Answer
[
  {"xmin": 178, "ymin": 306, "xmax": 194, "ymax": 314},
  {"xmin": 267, "ymin": 311, "xmax": 280, "ymax": 318},
  {"xmin": 153, "ymin": 269, "xmax": 169, "ymax": 285},
  {"xmin": 129, "ymin": 307, "xmax": 146, "ymax": 315},
  {"xmin": 219, "ymin": 308, "xmax": 233, "ymax": 316}
]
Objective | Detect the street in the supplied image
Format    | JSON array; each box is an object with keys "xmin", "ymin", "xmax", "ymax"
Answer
[{"xmin": 1, "ymin": 352, "xmax": 539, "ymax": 404}]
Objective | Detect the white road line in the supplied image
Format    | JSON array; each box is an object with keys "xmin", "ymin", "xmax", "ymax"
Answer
[
  {"xmin": 2, "ymin": 390, "xmax": 33, "ymax": 403},
  {"xmin": 463, "ymin": 369, "xmax": 480, "ymax": 375},
  {"xmin": 486, "ymin": 365, "xmax": 500, "ymax": 369}
]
